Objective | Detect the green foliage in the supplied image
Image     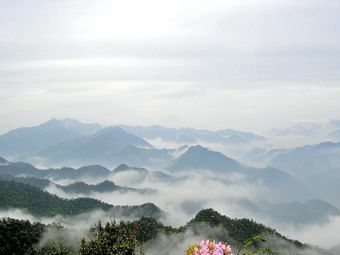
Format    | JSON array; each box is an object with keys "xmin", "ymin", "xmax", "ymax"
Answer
[
  {"xmin": 0, "ymin": 179, "xmax": 163, "ymax": 220},
  {"xmin": 129, "ymin": 217, "xmax": 176, "ymax": 243},
  {"xmin": 79, "ymin": 221, "xmax": 136, "ymax": 255},
  {"xmin": 236, "ymin": 236, "xmax": 278, "ymax": 255},
  {"xmin": 0, "ymin": 179, "xmax": 112, "ymax": 217},
  {"xmin": 0, "ymin": 209, "xmax": 307, "ymax": 255},
  {"xmin": 184, "ymin": 208, "xmax": 302, "ymax": 248},
  {"xmin": 240, "ymin": 248, "xmax": 277, "ymax": 255},
  {"xmin": 186, "ymin": 244, "xmax": 197, "ymax": 255},
  {"xmin": 0, "ymin": 174, "xmax": 51, "ymax": 189},
  {"xmin": 0, "ymin": 218, "xmax": 45, "ymax": 255},
  {"xmin": 37, "ymin": 244, "xmax": 71, "ymax": 255}
]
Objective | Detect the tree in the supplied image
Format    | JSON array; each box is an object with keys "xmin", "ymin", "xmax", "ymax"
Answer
[
  {"xmin": 79, "ymin": 221, "xmax": 136, "ymax": 255},
  {"xmin": 0, "ymin": 218, "xmax": 45, "ymax": 255}
]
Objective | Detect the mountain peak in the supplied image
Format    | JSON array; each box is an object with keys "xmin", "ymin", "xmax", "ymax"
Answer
[
  {"xmin": 185, "ymin": 145, "xmax": 226, "ymax": 156},
  {"xmin": 187, "ymin": 144, "xmax": 206, "ymax": 152},
  {"xmin": 92, "ymin": 127, "xmax": 154, "ymax": 149},
  {"xmin": 60, "ymin": 118, "xmax": 101, "ymax": 135},
  {"xmin": 77, "ymin": 165, "xmax": 111, "ymax": 175},
  {"xmin": 96, "ymin": 180, "xmax": 117, "ymax": 189},
  {"xmin": 114, "ymin": 163, "xmax": 130, "ymax": 171},
  {"xmin": 168, "ymin": 145, "xmax": 243, "ymax": 173},
  {"xmin": 177, "ymin": 144, "xmax": 189, "ymax": 150},
  {"xmin": 42, "ymin": 118, "xmax": 62, "ymax": 126},
  {"xmin": 94, "ymin": 127, "xmax": 129, "ymax": 137},
  {"xmin": 0, "ymin": 119, "xmax": 81, "ymax": 156},
  {"xmin": 38, "ymin": 118, "xmax": 101, "ymax": 136},
  {"xmin": 113, "ymin": 163, "xmax": 148, "ymax": 174}
]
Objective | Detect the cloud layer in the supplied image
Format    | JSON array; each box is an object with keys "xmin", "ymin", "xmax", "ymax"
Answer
[{"xmin": 1, "ymin": 0, "xmax": 340, "ymax": 132}]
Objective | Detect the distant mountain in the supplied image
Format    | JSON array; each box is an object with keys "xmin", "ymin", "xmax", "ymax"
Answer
[
  {"xmin": 216, "ymin": 129, "xmax": 266, "ymax": 142},
  {"xmin": 267, "ymin": 122, "xmax": 323, "ymax": 137},
  {"xmin": 60, "ymin": 180, "xmax": 154, "ymax": 195},
  {"xmin": 147, "ymin": 170, "xmax": 188, "ymax": 183},
  {"xmin": 0, "ymin": 119, "xmax": 79, "ymax": 157},
  {"xmin": 251, "ymin": 167, "xmax": 315, "ymax": 202},
  {"xmin": 0, "ymin": 161, "xmax": 43, "ymax": 177},
  {"xmin": 0, "ymin": 120, "xmax": 267, "ymax": 167},
  {"xmin": 243, "ymin": 147, "xmax": 287, "ymax": 166},
  {"xmin": 171, "ymin": 144, "xmax": 189, "ymax": 158},
  {"xmin": 45, "ymin": 126, "xmax": 153, "ymax": 156},
  {"xmin": 167, "ymin": 145, "xmax": 244, "ymax": 173},
  {"xmin": 57, "ymin": 118, "xmax": 101, "ymax": 135},
  {"xmin": 0, "ymin": 179, "xmax": 163, "ymax": 219},
  {"xmin": 167, "ymin": 145, "xmax": 313, "ymax": 202},
  {"xmin": 270, "ymin": 141, "xmax": 340, "ymax": 173},
  {"xmin": 269, "ymin": 141, "xmax": 340, "ymax": 206},
  {"xmin": 111, "ymin": 163, "xmax": 185, "ymax": 185},
  {"xmin": 119, "ymin": 125, "xmax": 267, "ymax": 145},
  {"xmin": 88, "ymin": 127, "xmax": 153, "ymax": 150},
  {"xmin": 259, "ymin": 199, "xmax": 340, "ymax": 224},
  {"xmin": 0, "ymin": 175, "xmax": 52, "ymax": 189},
  {"xmin": 113, "ymin": 163, "xmax": 191, "ymax": 185},
  {"xmin": 0, "ymin": 119, "xmax": 102, "ymax": 158},
  {"xmin": 113, "ymin": 163, "xmax": 149, "ymax": 174},
  {"xmin": 0, "ymin": 160, "xmax": 111, "ymax": 180},
  {"xmin": 0, "ymin": 159, "xmax": 181, "ymax": 187},
  {"xmin": 1, "ymin": 152, "xmax": 313, "ymax": 204},
  {"xmin": 47, "ymin": 165, "xmax": 111, "ymax": 180},
  {"xmin": 0, "ymin": 175, "xmax": 155, "ymax": 196},
  {"xmin": 210, "ymin": 197, "xmax": 339, "ymax": 225},
  {"xmin": 39, "ymin": 127, "xmax": 171, "ymax": 167},
  {"xmin": 266, "ymin": 119, "xmax": 340, "ymax": 142}
]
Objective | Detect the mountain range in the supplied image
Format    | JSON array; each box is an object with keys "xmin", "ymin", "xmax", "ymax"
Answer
[
  {"xmin": 0, "ymin": 175, "xmax": 154, "ymax": 195},
  {"xmin": 2, "ymin": 118, "xmax": 340, "ymax": 232},
  {"xmin": 266, "ymin": 120, "xmax": 340, "ymax": 139},
  {"xmin": 167, "ymin": 145, "xmax": 244, "ymax": 173},
  {"xmin": 1, "ymin": 155, "xmax": 335, "ymax": 225},
  {"xmin": 0, "ymin": 178, "xmax": 162, "ymax": 219},
  {"xmin": 0, "ymin": 119, "xmax": 269, "ymax": 167},
  {"xmin": 4, "ymin": 208, "xmax": 334, "ymax": 255},
  {"xmin": 269, "ymin": 140, "xmax": 340, "ymax": 206},
  {"xmin": 119, "ymin": 124, "xmax": 267, "ymax": 144}
]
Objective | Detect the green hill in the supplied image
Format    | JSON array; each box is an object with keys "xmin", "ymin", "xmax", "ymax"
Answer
[
  {"xmin": 0, "ymin": 179, "xmax": 162, "ymax": 219},
  {"xmin": 0, "ymin": 209, "xmax": 334, "ymax": 255}
]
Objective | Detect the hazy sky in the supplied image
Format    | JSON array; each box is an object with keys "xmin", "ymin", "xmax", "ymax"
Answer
[{"xmin": 1, "ymin": 0, "xmax": 340, "ymax": 133}]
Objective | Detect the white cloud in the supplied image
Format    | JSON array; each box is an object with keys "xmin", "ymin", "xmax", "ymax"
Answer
[{"xmin": 0, "ymin": 0, "xmax": 340, "ymax": 133}]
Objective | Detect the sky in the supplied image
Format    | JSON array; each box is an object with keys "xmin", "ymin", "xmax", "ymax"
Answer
[{"xmin": 1, "ymin": 0, "xmax": 340, "ymax": 134}]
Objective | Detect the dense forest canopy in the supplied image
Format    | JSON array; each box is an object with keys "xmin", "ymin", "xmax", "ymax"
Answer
[{"xmin": 1, "ymin": 207, "xmax": 329, "ymax": 255}]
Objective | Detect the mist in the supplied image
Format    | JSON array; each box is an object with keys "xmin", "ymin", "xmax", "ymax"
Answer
[
  {"xmin": 37, "ymin": 167, "xmax": 339, "ymax": 250},
  {"xmin": 2, "ymin": 206, "xmax": 337, "ymax": 255},
  {"xmin": 1, "ymin": 0, "xmax": 340, "ymax": 254}
]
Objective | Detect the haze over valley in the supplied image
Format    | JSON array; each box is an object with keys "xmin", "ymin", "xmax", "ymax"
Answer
[
  {"xmin": 1, "ymin": 0, "xmax": 340, "ymax": 254},
  {"xmin": 1, "ymin": 118, "xmax": 340, "ymax": 254}
]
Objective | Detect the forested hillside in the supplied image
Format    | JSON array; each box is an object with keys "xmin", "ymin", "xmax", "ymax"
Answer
[
  {"xmin": 0, "ymin": 209, "xmax": 333, "ymax": 255},
  {"xmin": 0, "ymin": 179, "xmax": 162, "ymax": 219}
]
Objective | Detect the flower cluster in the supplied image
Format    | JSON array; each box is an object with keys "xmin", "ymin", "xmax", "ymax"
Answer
[{"xmin": 186, "ymin": 240, "xmax": 233, "ymax": 255}]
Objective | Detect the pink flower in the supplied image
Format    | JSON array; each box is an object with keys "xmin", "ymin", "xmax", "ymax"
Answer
[{"xmin": 186, "ymin": 240, "xmax": 233, "ymax": 255}]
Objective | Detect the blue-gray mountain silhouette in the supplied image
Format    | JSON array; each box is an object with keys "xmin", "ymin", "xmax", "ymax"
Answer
[
  {"xmin": 119, "ymin": 125, "xmax": 266, "ymax": 145},
  {"xmin": 167, "ymin": 145, "xmax": 243, "ymax": 172},
  {"xmin": 0, "ymin": 119, "xmax": 101, "ymax": 157}
]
